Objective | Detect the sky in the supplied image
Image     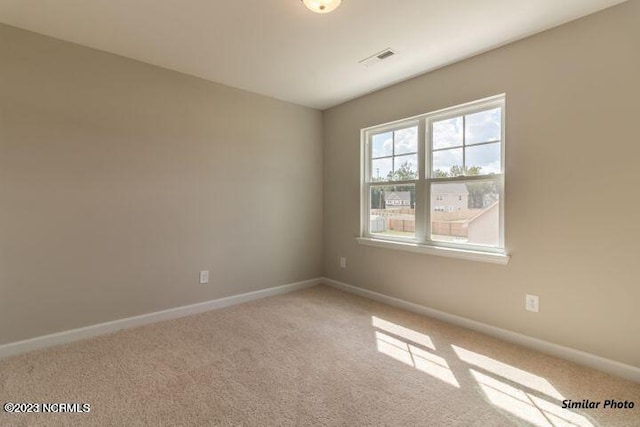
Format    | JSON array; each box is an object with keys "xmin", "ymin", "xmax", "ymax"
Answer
[
  {"xmin": 371, "ymin": 107, "xmax": 502, "ymax": 179},
  {"xmin": 372, "ymin": 126, "xmax": 418, "ymax": 180}
]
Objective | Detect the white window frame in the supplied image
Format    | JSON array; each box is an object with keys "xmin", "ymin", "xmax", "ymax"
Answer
[{"xmin": 358, "ymin": 94, "xmax": 509, "ymax": 265}]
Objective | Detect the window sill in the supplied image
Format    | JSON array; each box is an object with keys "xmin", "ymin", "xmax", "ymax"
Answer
[{"xmin": 356, "ymin": 237, "xmax": 510, "ymax": 265}]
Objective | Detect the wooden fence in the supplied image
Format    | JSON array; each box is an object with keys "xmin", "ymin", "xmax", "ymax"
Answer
[{"xmin": 372, "ymin": 208, "xmax": 468, "ymax": 236}]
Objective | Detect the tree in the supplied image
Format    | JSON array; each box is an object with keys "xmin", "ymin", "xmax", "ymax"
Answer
[
  {"xmin": 434, "ymin": 165, "xmax": 481, "ymax": 178},
  {"xmin": 371, "ymin": 161, "xmax": 418, "ymax": 210},
  {"xmin": 467, "ymin": 181, "xmax": 498, "ymax": 209},
  {"xmin": 388, "ymin": 161, "xmax": 418, "ymax": 181},
  {"xmin": 389, "ymin": 161, "xmax": 417, "ymax": 208},
  {"xmin": 371, "ymin": 186, "xmax": 384, "ymax": 209}
]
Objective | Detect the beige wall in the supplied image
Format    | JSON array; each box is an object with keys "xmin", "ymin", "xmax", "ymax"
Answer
[
  {"xmin": 323, "ymin": 0, "xmax": 640, "ymax": 367},
  {"xmin": 0, "ymin": 24, "xmax": 323, "ymax": 345}
]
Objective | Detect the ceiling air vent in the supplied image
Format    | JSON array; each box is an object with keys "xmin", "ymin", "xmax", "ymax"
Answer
[{"xmin": 359, "ymin": 48, "xmax": 397, "ymax": 68}]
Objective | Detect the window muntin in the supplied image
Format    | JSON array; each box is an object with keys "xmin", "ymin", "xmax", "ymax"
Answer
[
  {"xmin": 369, "ymin": 184, "xmax": 416, "ymax": 239},
  {"xmin": 429, "ymin": 180, "xmax": 500, "ymax": 247},
  {"xmin": 465, "ymin": 108, "xmax": 501, "ymax": 144},
  {"xmin": 362, "ymin": 95, "xmax": 505, "ymax": 254},
  {"xmin": 371, "ymin": 126, "xmax": 418, "ymax": 182},
  {"xmin": 430, "ymin": 107, "xmax": 502, "ymax": 178}
]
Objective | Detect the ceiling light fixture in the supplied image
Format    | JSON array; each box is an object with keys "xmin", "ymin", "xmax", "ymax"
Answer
[{"xmin": 302, "ymin": 0, "xmax": 342, "ymax": 14}]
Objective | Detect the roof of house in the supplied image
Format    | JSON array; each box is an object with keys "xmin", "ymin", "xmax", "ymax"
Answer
[
  {"xmin": 432, "ymin": 183, "xmax": 469, "ymax": 195},
  {"xmin": 385, "ymin": 191, "xmax": 411, "ymax": 202},
  {"xmin": 466, "ymin": 201, "xmax": 500, "ymax": 224}
]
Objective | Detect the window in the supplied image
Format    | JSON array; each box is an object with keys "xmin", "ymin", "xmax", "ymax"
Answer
[{"xmin": 360, "ymin": 95, "xmax": 507, "ymax": 263}]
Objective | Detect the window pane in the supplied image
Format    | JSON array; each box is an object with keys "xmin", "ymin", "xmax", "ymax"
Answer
[
  {"xmin": 465, "ymin": 108, "xmax": 501, "ymax": 145},
  {"xmin": 433, "ymin": 116, "xmax": 462, "ymax": 149},
  {"xmin": 370, "ymin": 185, "xmax": 415, "ymax": 239},
  {"xmin": 393, "ymin": 154, "xmax": 418, "ymax": 181},
  {"xmin": 372, "ymin": 132, "xmax": 393, "ymax": 158},
  {"xmin": 432, "ymin": 148, "xmax": 463, "ymax": 177},
  {"xmin": 394, "ymin": 126, "xmax": 418, "ymax": 155},
  {"xmin": 430, "ymin": 181, "xmax": 500, "ymax": 247},
  {"xmin": 372, "ymin": 157, "xmax": 392, "ymax": 182},
  {"xmin": 466, "ymin": 142, "xmax": 501, "ymax": 175}
]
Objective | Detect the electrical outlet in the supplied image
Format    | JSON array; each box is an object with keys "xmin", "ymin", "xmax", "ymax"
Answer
[
  {"xmin": 199, "ymin": 270, "xmax": 209, "ymax": 284},
  {"xmin": 339, "ymin": 257, "xmax": 347, "ymax": 269},
  {"xmin": 525, "ymin": 294, "xmax": 539, "ymax": 312}
]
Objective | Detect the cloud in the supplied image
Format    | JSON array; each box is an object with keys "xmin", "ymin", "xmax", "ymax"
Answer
[
  {"xmin": 465, "ymin": 108, "xmax": 501, "ymax": 144},
  {"xmin": 372, "ymin": 157, "xmax": 392, "ymax": 180},
  {"xmin": 372, "ymin": 132, "xmax": 393, "ymax": 158},
  {"xmin": 433, "ymin": 148, "xmax": 463, "ymax": 174},
  {"xmin": 394, "ymin": 126, "xmax": 418, "ymax": 155},
  {"xmin": 466, "ymin": 142, "xmax": 501, "ymax": 174},
  {"xmin": 433, "ymin": 117, "xmax": 462, "ymax": 149}
]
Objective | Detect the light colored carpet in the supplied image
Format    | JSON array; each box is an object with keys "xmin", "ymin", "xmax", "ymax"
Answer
[{"xmin": 1, "ymin": 285, "xmax": 638, "ymax": 426}]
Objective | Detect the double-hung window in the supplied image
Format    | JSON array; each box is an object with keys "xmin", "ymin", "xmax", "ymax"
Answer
[{"xmin": 360, "ymin": 95, "xmax": 508, "ymax": 264}]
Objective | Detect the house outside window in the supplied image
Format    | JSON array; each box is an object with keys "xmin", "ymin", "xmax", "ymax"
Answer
[{"xmin": 360, "ymin": 95, "xmax": 506, "ymax": 260}]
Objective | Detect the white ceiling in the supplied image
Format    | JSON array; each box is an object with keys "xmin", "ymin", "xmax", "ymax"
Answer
[{"xmin": 0, "ymin": 0, "xmax": 627, "ymax": 109}]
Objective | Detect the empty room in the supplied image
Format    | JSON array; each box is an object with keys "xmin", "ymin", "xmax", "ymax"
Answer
[{"xmin": 1, "ymin": 0, "xmax": 639, "ymax": 425}]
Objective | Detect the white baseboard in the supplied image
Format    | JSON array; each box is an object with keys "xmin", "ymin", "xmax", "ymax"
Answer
[
  {"xmin": 323, "ymin": 278, "xmax": 640, "ymax": 383},
  {"xmin": 3, "ymin": 276, "xmax": 638, "ymax": 383},
  {"xmin": 0, "ymin": 277, "xmax": 323, "ymax": 360}
]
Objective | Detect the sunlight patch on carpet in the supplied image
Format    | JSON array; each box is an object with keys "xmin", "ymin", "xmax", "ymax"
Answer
[
  {"xmin": 372, "ymin": 318, "xmax": 459, "ymax": 388},
  {"xmin": 372, "ymin": 316, "xmax": 435, "ymax": 350},
  {"xmin": 471, "ymin": 369, "xmax": 593, "ymax": 427},
  {"xmin": 452, "ymin": 345, "xmax": 564, "ymax": 400}
]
